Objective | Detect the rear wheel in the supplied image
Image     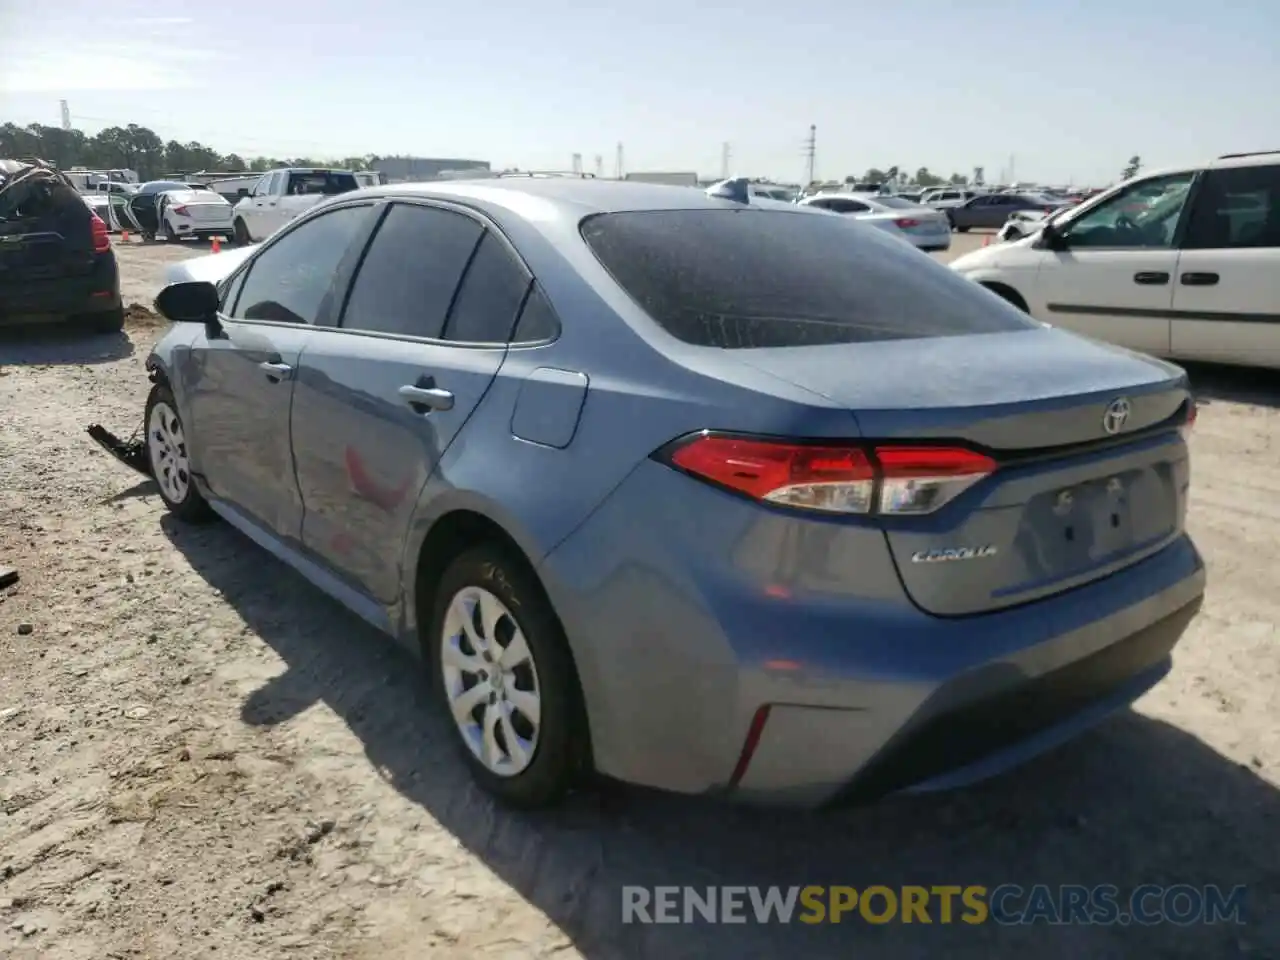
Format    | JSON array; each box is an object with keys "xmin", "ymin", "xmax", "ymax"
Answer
[
  {"xmin": 145, "ymin": 384, "xmax": 214, "ymax": 522},
  {"xmin": 429, "ymin": 544, "xmax": 587, "ymax": 808},
  {"xmin": 233, "ymin": 219, "xmax": 251, "ymax": 245},
  {"xmin": 85, "ymin": 307, "xmax": 124, "ymax": 334}
]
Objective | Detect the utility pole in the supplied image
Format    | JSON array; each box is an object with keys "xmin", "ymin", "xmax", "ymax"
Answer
[
  {"xmin": 615, "ymin": 142, "xmax": 624, "ymax": 179},
  {"xmin": 594, "ymin": 154, "xmax": 603, "ymax": 178},
  {"xmin": 571, "ymin": 153, "xmax": 583, "ymax": 175},
  {"xmin": 721, "ymin": 142, "xmax": 731, "ymax": 179},
  {"xmin": 59, "ymin": 100, "xmax": 71, "ymax": 131},
  {"xmin": 803, "ymin": 124, "xmax": 817, "ymax": 184}
]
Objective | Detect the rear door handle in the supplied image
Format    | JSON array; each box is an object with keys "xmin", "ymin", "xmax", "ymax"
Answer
[
  {"xmin": 1133, "ymin": 271, "xmax": 1170, "ymax": 285},
  {"xmin": 398, "ymin": 384, "xmax": 455, "ymax": 413},
  {"xmin": 258, "ymin": 361, "xmax": 293, "ymax": 382},
  {"xmin": 1181, "ymin": 272, "xmax": 1219, "ymax": 286}
]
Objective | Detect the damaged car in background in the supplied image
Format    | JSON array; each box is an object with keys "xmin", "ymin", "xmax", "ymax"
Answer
[
  {"xmin": 110, "ymin": 180, "xmax": 234, "ymax": 242},
  {"xmin": 0, "ymin": 158, "xmax": 123, "ymax": 333}
]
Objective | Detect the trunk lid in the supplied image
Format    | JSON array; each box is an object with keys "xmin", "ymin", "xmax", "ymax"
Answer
[{"xmin": 736, "ymin": 328, "xmax": 1192, "ymax": 615}]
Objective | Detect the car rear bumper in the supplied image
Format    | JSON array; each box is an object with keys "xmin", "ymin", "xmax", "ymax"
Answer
[
  {"xmin": 541, "ymin": 459, "xmax": 1206, "ymax": 807},
  {"xmin": 0, "ymin": 251, "xmax": 121, "ymax": 326},
  {"xmin": 170, "ymin": 219, "xmax": 233, "ymax": 237}
]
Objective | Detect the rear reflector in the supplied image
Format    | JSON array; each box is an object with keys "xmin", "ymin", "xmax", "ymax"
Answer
[
  {"xmin": 1180, "ymin": 398, "xmax": 1197, "ymax": 438},
  {"xmin": 90, "ymin": 214, "xmax": 111, "ymax": 253},
  {"xmin": 728, "ymin": 705, "xmax": 771, "ymax": 788},
  {"xmin": 661, "ymin": 433, "xmax": 995, "ymax": 516}
]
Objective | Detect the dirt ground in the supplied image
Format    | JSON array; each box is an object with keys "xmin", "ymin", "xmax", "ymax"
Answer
[{"xmin": 1, "ymin": 235, "xmax": 1278, "ymax": 959}]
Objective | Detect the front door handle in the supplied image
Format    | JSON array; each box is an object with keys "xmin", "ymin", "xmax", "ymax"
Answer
[
  {"xmin": 259, "ymin": 360, "xmax": 293, "ymax": 382},
  {"xmin": 1133, "ymin": 271, "xmax": 1169, "ymax": 285},
  {"xmin": 398, "ymin": 384, "xmax": 455, "ymax": 413},
  {"xmin": 1181, "ymin": 271, "xmax": 1219, "ymax": 286}
]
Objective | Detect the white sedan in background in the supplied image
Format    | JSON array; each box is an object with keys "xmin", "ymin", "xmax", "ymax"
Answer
[
  {"xmin": 797, "ymin": 193, "xmax": 952, "ymax": 251},
  {"xmin": 158, "ymin": 190, "xmax": 236, "ymax": 242}
]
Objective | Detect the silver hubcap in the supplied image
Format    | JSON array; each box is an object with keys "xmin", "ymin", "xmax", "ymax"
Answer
[
  {"xmin": 441, "ymin": 586, "xmax": 541, "ymax": 777},
  {"xmin": 148, "ymin": 401, "xmax": 190, "ymax": 503}
]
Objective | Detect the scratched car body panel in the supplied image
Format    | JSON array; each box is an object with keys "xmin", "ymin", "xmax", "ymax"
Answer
[{"xmin": 131, "ymin": 177, "xmax": 1206, "ymax": 808}]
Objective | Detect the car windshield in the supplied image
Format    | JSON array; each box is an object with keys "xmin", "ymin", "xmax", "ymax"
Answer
[{"xmin": 581, "ymin": 208, "xmax": 1036, "ymax": 349}]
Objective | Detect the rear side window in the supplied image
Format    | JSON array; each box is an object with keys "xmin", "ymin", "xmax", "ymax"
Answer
[
  {"xmin": 581, "ymin": 209, "xmax": 1036, "ymax": 348},
  {"xmin": 443, "ymin": 231, "xmax": 531, "ymax": 343},
  {"xmin": 286, "ymin": 171, "xmax": 359, "ymax": 196},
  {"xmin": 1183, "ymin": 165, "xmax": 1280, "ymax": 249},
  {"xmin": 341, "ymin": 204, "xmax": 483, "ymax": 338},
  {"xmin": 511, "ymin": 285, "xmax": 560, "ymax": 343}
]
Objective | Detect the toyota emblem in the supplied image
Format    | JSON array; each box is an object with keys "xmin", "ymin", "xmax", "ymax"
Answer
[{"xmin": 1102, "ymin": 398, "xmax": 1131, "ymax": 435}]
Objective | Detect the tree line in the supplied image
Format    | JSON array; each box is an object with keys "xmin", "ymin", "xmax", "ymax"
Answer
[
  {"xmin": 0, "ymin": 121, "xmax": 378, "ymax": 180},
  {"xmin": 851, "ymin": 166, "xmax": 969, "ymax": 187},
  {"xmin": 3, "ymin": 119, "xmax": 987, "ymax": 188}
]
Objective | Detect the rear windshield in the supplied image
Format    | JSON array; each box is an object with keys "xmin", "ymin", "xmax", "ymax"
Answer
[
  {"xmin": 581, "ymin": 209, "xmax": 1037, "ymax": 348},
  {"xmin": 286, "ymin": 171, "xmax": 358, "ymax": 196},
  {"xmin": 871, "ymin": 195, "xmax": 918, "ymax": 209}
]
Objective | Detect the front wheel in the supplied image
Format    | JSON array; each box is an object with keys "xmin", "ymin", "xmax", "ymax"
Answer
[
  {"xmin": 145, "ymin": 384, "xmax": 214, "ymax": 523},
  {"xmin": 233, "ymin": 218, "xmax": 252, "ymax": 245},
  {"xmin": 429, "ymin": 544, "xmax": 588, "ymax": 808}
]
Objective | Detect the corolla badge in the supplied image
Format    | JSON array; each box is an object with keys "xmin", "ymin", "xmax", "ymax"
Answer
[
  {"xmin": 911, "ymin": 545, "xmax": 999, "ymax": 564},
  {"xmin": 1102, "ymin": 397, "xmax": 1131, "ymax": 435}
]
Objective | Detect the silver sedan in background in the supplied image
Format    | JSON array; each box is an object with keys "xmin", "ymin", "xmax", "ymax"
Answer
[{"xmin": 797, "ymin": 193, "xmax": 952, "ymax": 251}]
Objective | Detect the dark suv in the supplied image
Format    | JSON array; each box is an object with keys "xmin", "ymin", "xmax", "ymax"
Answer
[{"xmin": 0, "ymin": 161, "xmax": 123, "ymax": 334}]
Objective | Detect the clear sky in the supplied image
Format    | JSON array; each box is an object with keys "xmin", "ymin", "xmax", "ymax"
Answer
[{"xmin": 2, "ymin": 0, "xmax": 1276, "ymax": 185}]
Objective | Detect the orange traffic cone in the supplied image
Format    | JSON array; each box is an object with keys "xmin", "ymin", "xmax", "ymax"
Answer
[
  {"xmin": 120, "ymin": 230, "xmax": 130, "ymax": 242},
  {"xmin": 210, "ymin": 236, "xmax": 221, "ymax": 253},
  {"xmin": 982, "ymin": 235, "xmax": 991, "ymax": 247}
]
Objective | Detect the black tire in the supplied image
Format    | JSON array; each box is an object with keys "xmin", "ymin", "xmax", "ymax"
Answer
[
  {"xmin": 428, "ymin": 544, "xmax": 588, "ymax": 808},
  {"xmin": 144, "ymin": 384, "xmax": 214, "ymax": 523},
  {"xmin": 982, "ymin": 283, "xmax": 1030, "ymax": 313},
  {"xmin": 233, "ymin": 219, "xmax": 251, "ymax": 245},
  {"xmin": 77, "ymin": 307, "xmax": 124, "ymax": 334},
  {"xmin": 956, "ymin": 225, "xmax": 971, "ymax": 233}
]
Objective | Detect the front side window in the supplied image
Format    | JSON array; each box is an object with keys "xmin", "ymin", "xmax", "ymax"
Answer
[
  {"xmin": 582, "ymin": 208, "xmax": 1037, "ymax": 349},
  {"xmin": 1060, "ymin": 172, "xmax": 1196, "ymax": 249},
  {"xmin": 1182, "ymin": 164, "xmax": 1280, "ymax": 249},
  {"xmin": 230, "ymin": 205, "xmax": 369, "ymax": 324}
]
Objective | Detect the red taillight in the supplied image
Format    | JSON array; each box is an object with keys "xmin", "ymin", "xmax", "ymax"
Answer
[
  {"xmin": 893, "ymin": 217, "xmax": 921, "ymax": 229},
  {"xmin": 90, "ymin": 214, "xmax": 110, "ymax": 253},
  {"xmin": 1180, "ymin": 399, "xmax": 1198, "ymax": 438},
  {"xmin": 171, "ymin": 205, "xmax": 190, "ymax": 217},
  {"xmin": 662, "ymin": 434, "xmax": 996, "ymax": 516}
]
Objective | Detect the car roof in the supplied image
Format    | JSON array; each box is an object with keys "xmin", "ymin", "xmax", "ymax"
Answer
[{"xmin": 349, "ymin": 177, "xmax": 833, "ymax": 218}]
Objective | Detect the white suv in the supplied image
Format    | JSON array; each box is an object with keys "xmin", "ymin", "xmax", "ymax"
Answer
[{"xmin": 949, "ymin": 151, "xmax": 1280, "ymax": 369}]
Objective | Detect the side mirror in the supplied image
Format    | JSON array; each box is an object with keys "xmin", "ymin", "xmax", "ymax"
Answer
[
  {"xmin": 237, "ymin": 187, "xmax": 250, "ymax": 199},
  {"xmin": 155, "ymin": 281, "xmax": 219, "ymax": 323},
  {"xmin": 1039, "ymin": 222, "xmax": 1069, "ymax": 250}
]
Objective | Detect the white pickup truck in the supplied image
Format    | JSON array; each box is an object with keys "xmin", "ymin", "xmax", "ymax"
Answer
[{"xmin": 230, "ymin": 167, "xmax": 362, "ymax": 244}]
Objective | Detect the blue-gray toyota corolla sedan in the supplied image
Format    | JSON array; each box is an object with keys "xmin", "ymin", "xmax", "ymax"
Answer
[{"xmin": 130, "ymin": 177, "xmax": 1205, "ymax": 809}]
